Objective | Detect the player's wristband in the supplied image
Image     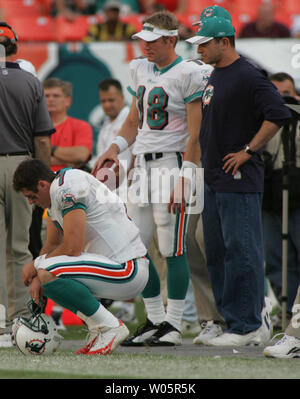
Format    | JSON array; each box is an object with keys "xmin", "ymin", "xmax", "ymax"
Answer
[
  {"xmin": 33, "ymin": 254, "xmax": 47, "ymax": 270},
  {"xmin": 111, "ymin": 136, "xmax": 129, "ymax": 153},
  {"xmin": 179, "ymin": 161, "xmax": 198, "ymax": 181}
]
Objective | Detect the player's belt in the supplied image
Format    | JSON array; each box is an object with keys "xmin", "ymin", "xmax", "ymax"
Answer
[
  {"xmin": 144, "ymin": 152, "xmax": 163, "ymax": 161},
  {"xmin": 0, "ymin": 151, "xmax": 31, "ymax": 156}
]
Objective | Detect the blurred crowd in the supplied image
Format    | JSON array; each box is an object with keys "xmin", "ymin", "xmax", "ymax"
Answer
[{"xmin": 0, "ymin": 0, "xmax": 299, "ymax": 40}]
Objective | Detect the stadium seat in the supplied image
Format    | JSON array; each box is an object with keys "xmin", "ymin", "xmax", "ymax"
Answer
[
  {"xmin": 120, "ymin": 15, "xmax": 143, "ymax": 32},
  {"xmin": 7, "ymin": 16, "xmax": 56, "ymax": 42},
  {"xmin": 185, "ymin": 0, "xmax": 233, "ymax": 16},
  {"xmin": 284, "ymin": 0, "xmax": 300, "ymax": 15},
  {"xmin": 174, "ymin": 14, "xmax": 195, "ymax": 30},
  {"xmin": 231, "ymin": 0, "xmax": 259, "ymax": 19},
  {"xmin": 56, "ymin": 15, "xmax": 90, "ymax": 43},
  {"xmin": 0, "ymin": 0, "xmax": 41, "ymax": 19},
  {"xmin": 230, "ymin": 13, "xmax": 252, "ymax": 36},
  {"xmin": 274, "ymin": 10, "xmax": 292, "ymax": 28}
]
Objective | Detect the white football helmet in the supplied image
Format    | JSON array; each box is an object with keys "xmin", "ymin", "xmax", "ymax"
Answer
[{"xmin": 13, "ymin": 300, "xmax": 63, "ymax": 356}]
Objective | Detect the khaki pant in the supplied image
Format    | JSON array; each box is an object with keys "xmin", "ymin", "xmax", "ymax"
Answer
[
  {"xmin": 186, "ymin": 213, "xmax": 224, "ymax": 324},
  {"xmin": 286, "ymin": 285, "xmax": 300, "ymax": 339},
  {"xmin": 0, "ymin": 155, "xmax": 32, "ymax": 332}
]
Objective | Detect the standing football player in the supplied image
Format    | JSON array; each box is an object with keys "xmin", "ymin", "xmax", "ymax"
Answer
[{"xmin": 93, "ymin": 11, "xmax": 213, "ymax": 346}]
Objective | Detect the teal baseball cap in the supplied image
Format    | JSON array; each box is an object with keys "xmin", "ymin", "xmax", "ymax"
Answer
[
  {"xmin": 186, "ymin": 16, "xmax": 235, "ymax": 45},
  {"xmin": 192, "ymin": 5, "xmax": 232, "ymax": 26}
]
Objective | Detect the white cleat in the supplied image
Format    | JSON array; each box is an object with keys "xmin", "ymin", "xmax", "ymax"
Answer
[
  {"xmin": 87, "ymin": 320, "xmax": 129, "ymax": 355},
  {"xmin": 264, "ymin": 334, "xmax": 300, "ymax": 359},
  {"xmin": 193, "ymin": 321, "xmax": 223, "ymax": 345},
  {"xmin": 206, "ymin": 328, "xmax": 266, "ymax": 347}
]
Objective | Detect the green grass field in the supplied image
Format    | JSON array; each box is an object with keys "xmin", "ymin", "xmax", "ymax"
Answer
[
  {"xmin": 1, "ymin": 301, "xmax": 299, "ymax": 382},
  {"xmin": 0, "ymin": 343, "xmax": 300, "ymax": 380}
]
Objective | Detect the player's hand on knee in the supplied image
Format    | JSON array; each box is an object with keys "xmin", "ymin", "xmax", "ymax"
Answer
[
  {"xmin": 22, "ymin": 261, "xmax": 37, "ymax": 287},
  {"xmin": 29, "ymin": 276, "xmax": 43, "ymax": 305}
]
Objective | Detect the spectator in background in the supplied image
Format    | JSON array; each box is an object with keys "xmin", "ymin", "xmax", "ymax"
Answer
[
  {"xmin": 51, "ymin": 0, "xmax": 100, "ymax": 20},
  {"xmin": 0, "ymin": 23, "xmax": 54, "ymax": 347},
  {"xmin": 43, "ymin": 78, "xmax": 93, "ymax": 173},
  {"xmin": 84, "ymin": 1, "xmax": 136, "ymax": 41},
  {"xmin": 239, "ymin": 2, "xmax": 291, "ymax": 38},
  {"xmin": 262, "ymin": 72, "xmax": 300, "ymax": 329}
]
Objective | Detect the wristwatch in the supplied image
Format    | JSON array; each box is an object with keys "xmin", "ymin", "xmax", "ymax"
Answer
[{"xmin": 244, "ymin": 145, "xmax": 255, "ymax": 156}]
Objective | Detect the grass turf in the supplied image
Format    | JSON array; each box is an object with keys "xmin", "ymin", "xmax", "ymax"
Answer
[{"xmin": 0, "ymin": 346, "xmax": 300, "ymax": 380}]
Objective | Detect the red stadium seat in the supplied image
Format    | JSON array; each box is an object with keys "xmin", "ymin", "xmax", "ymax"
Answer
[
  {"xmin": 185, "ymin": 0, "xmax": 233, "ymax": 16},
  {"xmin": 284, "ymin": 0, "xmax": 300, "ymax": 15},
  {"xmin": 274, "ymin": 10, "xmax": 292, "ymax": 28},
  {"xmin": 8, "ymin": 16, "xmax": 56, "ymax": 42},
  {"xmin": 120, "ymin": 15, "xmax": 144, "ymax": 32},
  {"xmin": 56, "ymin": 15, "xmax": 90, "ymax": 43},
  {"xmin": 0, "ymin": 0, "xmax": 41, "ymax": 19},
  {"xmin": 231, "ymin": 0, "xmax": 259, "ymax": 20}
]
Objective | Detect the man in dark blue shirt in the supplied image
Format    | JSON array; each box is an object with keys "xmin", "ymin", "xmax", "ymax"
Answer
[{"xmin": 186, "ymin": 16, "xmax": 291, "ymax": 346}]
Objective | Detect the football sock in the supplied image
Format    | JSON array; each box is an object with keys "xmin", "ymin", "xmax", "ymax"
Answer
[
  {"xmin": 42, "ymin": 278, "xmax": 100, "ymax": 316},
  {"xmin": 141, "ymin": 254, "xmax": 161, "ymax": 298},
  {"xmin": 143, "ymin": 294, "xmax": 166, "ymax": 325},
  {"xmin": 166, "ymin": 254, "xmax": 190, "ymax": 300},
  {"xmin": 164, "ymin": 254, "xmax": 190, "ymax": 331},
  {"xmin": 77, "ymin": 305, "xmax": 119, "ymax": 329},
  {"xmin": 165, "ymin": 298, "xmax": 185, "ymax": 332},
  {"xmin": 43, "ymin": 278, "xmax": 119, "ymax": 329}
]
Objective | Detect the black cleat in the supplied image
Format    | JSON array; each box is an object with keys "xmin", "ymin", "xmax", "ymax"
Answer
[
  {"xmin": 120, "ymin": 318, "xmax": 159, "ymax": 346},
  {"xmin": 144, "ymin": 321, "xmax": 182, "ymax": 346}
]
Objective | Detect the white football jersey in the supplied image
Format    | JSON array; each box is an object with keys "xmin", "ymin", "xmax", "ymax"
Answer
[
  {"xmin": 127, "ymin": 56, "xmax": 213, "ymax": 154},
  {"xmin": 48, "ymin": 168, "xmax": 146, "ymax": 264}
]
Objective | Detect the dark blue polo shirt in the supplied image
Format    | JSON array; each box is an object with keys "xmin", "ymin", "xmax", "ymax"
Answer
[{"xmin": 200, "ymin": 56, "xmax": 291, "ymax": 192}]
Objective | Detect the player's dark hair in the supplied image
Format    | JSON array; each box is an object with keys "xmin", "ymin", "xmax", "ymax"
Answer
[
  {"xmin": 269, "ymin": 72, "xmax": 295, "ymax": 87},
  {"xmin": 98, "ymin": 78, "xmax": 123, "ymax": 93},
  {"xmin": 214, "ymin": 36, "xmax": 235, "ymax": 47},
  {"xmin": 13, "ymin": 159, "xmax": 55, "ymax": 193},
  {"xmin": 0, "ymin": 22, "xmax": 18, "ymax": 56},
  {"xmin": 0, "ymin": 36, "xmax": 17, "ymax": 56}
]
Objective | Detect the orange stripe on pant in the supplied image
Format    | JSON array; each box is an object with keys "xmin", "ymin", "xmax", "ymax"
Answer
[
  {"xmin": 176, "ymin": 208, "xmax": 186, "ymax": 256},
  {"xmin": 50, "ymin": 260, "xmax": 134, "ymax": 279}
]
